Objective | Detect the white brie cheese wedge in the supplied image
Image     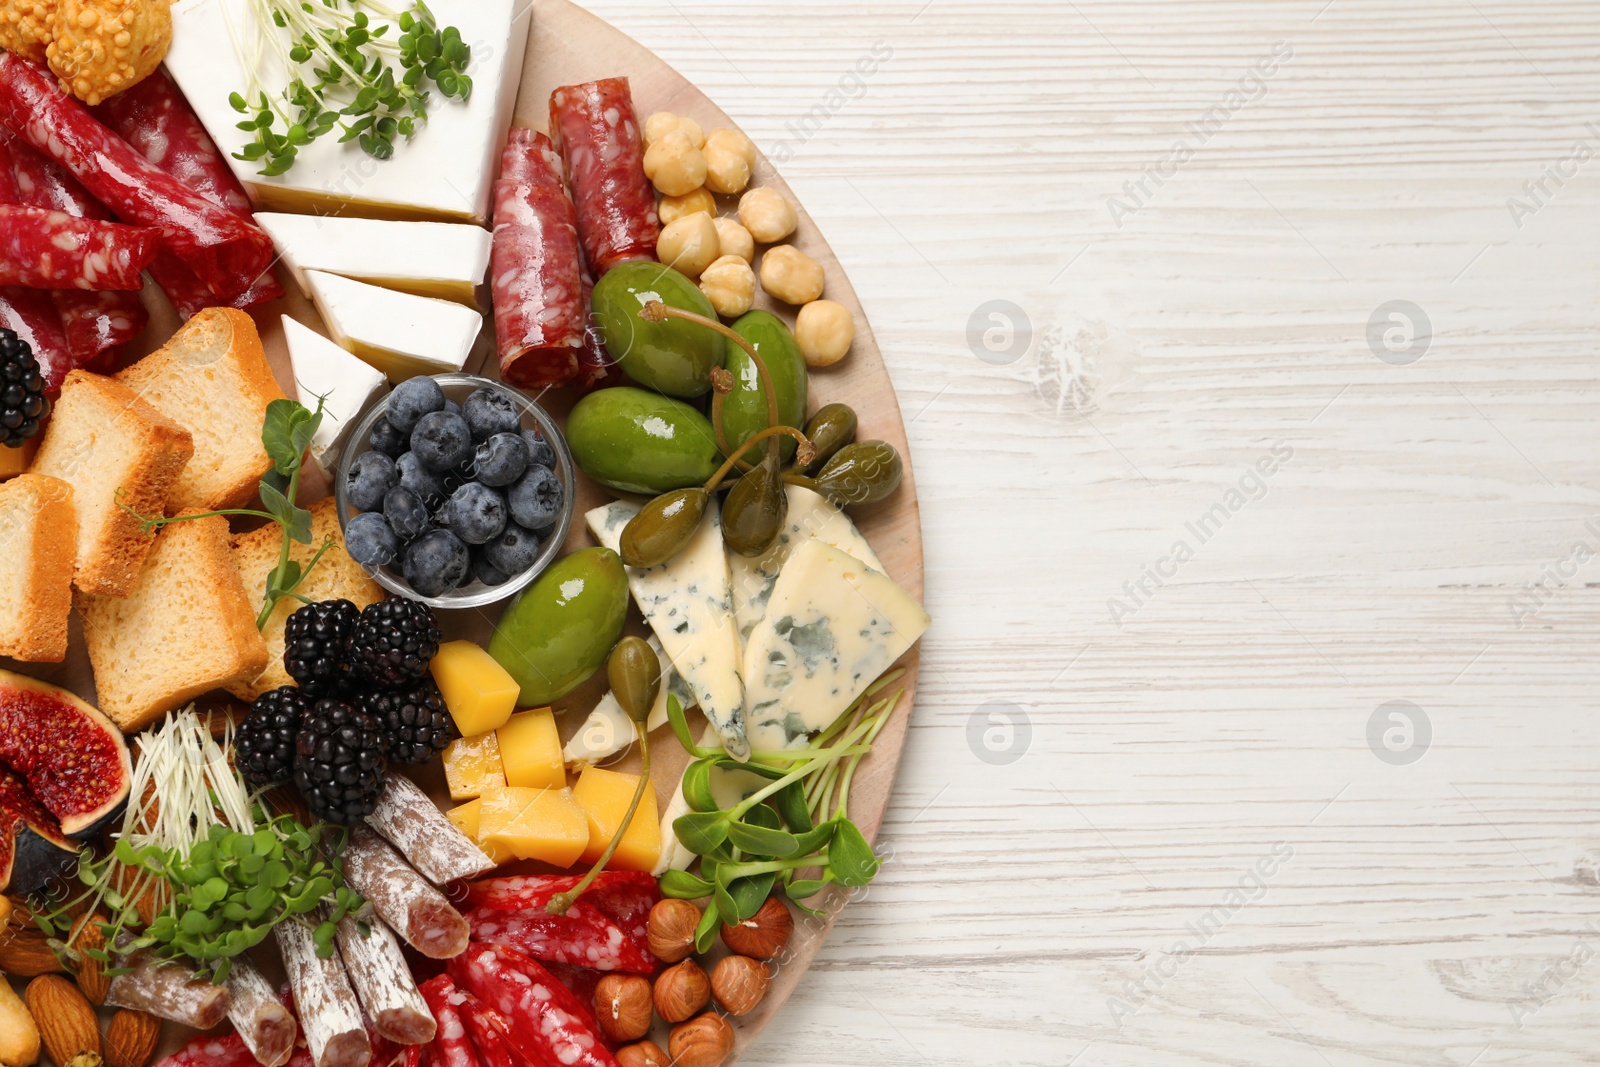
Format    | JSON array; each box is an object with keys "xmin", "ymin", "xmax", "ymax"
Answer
[
  {"xmin": 256, "ymin": 214, "xmax": 492, "ymax": 307},
  {"xmin": 305, "ymin": 270, "xmax": 482, "ymax": 382},
  {"xmin": 281, "ymin": 316, "xmax": 387, "ymax": 473},
  {"xmin": 562, "ymin": 634, "xmax": 696, "ymax": 767},
  {"xmin": 742, "ymin": 540, "xmax": 929, "ymax": 752},
  {"xmin": 587, "ymin": 501, "xmax": 750, "ymax": 759},
  {"xmin": 727, "ymin": 485, "xmax": 886, "ymax": 648},
  {"xmin": 165, "ymin": 0, "xmax": 529, "ymax": 223}
]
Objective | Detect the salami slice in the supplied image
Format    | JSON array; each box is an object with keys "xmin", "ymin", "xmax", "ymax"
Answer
[
  {"xmin": 227, "ymin": 955, "xmax": 300, "ymax": 1067},
  {"xmin": 276, "ymin": 918, "xmax": 372, "ymax": 1067},
  {"xmin": 104, "ymin": 948, "xmax": 232, "ymax": 1029},
  {"xmin": 153, "ymin": 1032, "xmax": 262, "ymax": 1067},
  {"xmin": 148, "ymin": 248, "xmax": 283, "ymax": 321},
  {"xmin": 455, "ymin": 990, "xmax": 542, "ymax": 1067},
  {"xmin": 500, "ymin": 127, "xmax": 565, "ymax": 189},
  {"xmin": 574, "ymin": 280, "xmax": 619, "ymax": 392},
  {"xmin": 366, "ymin": 775, "xmax": 497, "ymax": 886},
  {"xmin": 467, "ymin": 902, "xmax": 655, "ymax": 975},
  {"xmin": 418, "ymin": 976, "xmax": 487, "ymax": 1067},
  {"xmin": 0, "ymin": 205, "xmax": 158, "ymax": 290},
  {"xmin": 344, "ymin": 825, "xmax": 471, "ymax": 959},
  {"xmin": 337, "ymin": 915, "xmax": 437, "ymax": 1045},
  {"xmin": 0, "ymin": 54, "xmax": 275, "ymax": 301},
  {"xmin": 548, "ymin": 79, "xmax": 659, "ymax": 276},
  {"xmin": 462, "ymin": 872, "xmax": 660, "ymax": 942},
  {"xmin": 0, "ymin": 287, "xmax": 72, "ymax": 392},
  {"xmin": 448, "ymin": 943, "xmax": 618, "ymax": 1067}
]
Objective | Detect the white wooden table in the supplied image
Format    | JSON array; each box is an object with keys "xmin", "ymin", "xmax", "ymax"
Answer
[{"xmin": 579, "ymin": 3, "xmax": 1600, "ymax": 1064}]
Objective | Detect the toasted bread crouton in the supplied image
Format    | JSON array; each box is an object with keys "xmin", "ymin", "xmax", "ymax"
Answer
[{"xmin": 0, "ymin": 474, "xmax": 77, "ymax": 662}]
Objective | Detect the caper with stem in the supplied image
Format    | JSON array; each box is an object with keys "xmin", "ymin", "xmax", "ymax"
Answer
[
  {"xmin": 786, "ymin": 440, "xmax": 903, "ymax": 507},
  {"xmin": 800, "ymin": 402, "xmax": 857, "ymax": 474}
]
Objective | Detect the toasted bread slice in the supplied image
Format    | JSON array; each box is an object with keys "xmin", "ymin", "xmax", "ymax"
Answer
[
  {"xmin": 227, "ymin": 497, "xmax": 384, "ymax": 700},
  {"xmin": 0, "ymin": 474, "xmax": 77, "ymax": 662},
  {"xmin": 116, "ymin": 308, "xmax": 286, "ymax": 513},
  {"xmin": 28, "ymin": 370, "xmax": 194, "ymax": 598},
  {"xmin": 78, "ymin": 511, "xmax": 269, "ymax": 732}
]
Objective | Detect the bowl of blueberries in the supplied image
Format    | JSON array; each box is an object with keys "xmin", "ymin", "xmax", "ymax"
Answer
[{"xmin": 334, "ymin": 373, "xmax": 575, "ymax": 608}]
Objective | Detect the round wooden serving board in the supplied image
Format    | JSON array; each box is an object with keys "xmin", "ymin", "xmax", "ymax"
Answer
[{"xmin": 7, "ymin": 1, "xmax": 924, "ymax": 1063}]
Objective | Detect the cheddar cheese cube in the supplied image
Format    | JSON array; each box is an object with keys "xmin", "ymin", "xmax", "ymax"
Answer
[
  {"xmin": 431, "ymin": 640, "xmax": 521, "ymax": 736},
  {"xmin": 497, "ymin": 708, "xmax": 565, "ymax": 791},
  {"xmin": 446, "ymin": 798, "xmax": 514, "ymax": 866},
  {"xmin": 443, "ymin": 731, "xmax": 507, "ymax": 801},
  {"xmin": 478, "ymin": 786, "xmax": 589, "ymax": 868},
  {"xmin": 572, "ymin": 766, "xmax": 661, "ymax": 873}
]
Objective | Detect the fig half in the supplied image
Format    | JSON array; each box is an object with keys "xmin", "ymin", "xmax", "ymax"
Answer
[
  {"xmin": 0, "ymin": 771, "xmax": 77, "ymax": 896},
  {"xmin": 0, "ymin": 670, "xmax": 131, "ymax": 839}
]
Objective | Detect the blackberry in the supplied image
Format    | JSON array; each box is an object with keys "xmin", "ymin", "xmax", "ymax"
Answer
[
  {"xmin": 0, "ymin": 329, "xmax": 50, "ymax": 448},
  {"xmin": 283, "ymin": 599, "xmax": 361, "ymax": 696},
  {"xmin": 356, "ymin": 679, "xmax": 456, "ymax": 766},
  {"xmin": 293, "ymin": 699, "xmax": 386, "ymax": 823},
  {"xmin": 349, "ymin": 598, "xmax": 441, "ymax": 689},
  {"xmin": 236, "ymin": 687, "xmax": 313, "ymax": 788}
]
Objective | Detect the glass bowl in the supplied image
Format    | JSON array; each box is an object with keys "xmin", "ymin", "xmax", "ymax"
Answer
[{"xmin": 334, "ymin": 374, "xmax": 576, "ymax": 610}]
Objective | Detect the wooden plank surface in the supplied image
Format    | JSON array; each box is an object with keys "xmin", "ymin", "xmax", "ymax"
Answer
[{"xmin": 570, "ymin": 2, "xmax": 1600, "ymax": 1064}]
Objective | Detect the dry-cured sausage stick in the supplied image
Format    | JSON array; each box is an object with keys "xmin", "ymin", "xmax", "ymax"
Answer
[
  {"xmin": 0, "ymin": 54, "xmax": 275, "ymax": 301},
  {"xmin": 365, "ymin": 774, "xmax": 496, "ymax": 886},
  {"xmin": 105, "ymin": 948, "xmax": 232, "ymax": 1029},
  {"xmin": 227, "ymin": 954, "xmax": 299, "ymax": 1067},
  {"xmin": 417, "ymin": 976, "xmax": 486, "ymax": 1067},
  {"xmin": 548, "ymin": 79, "xmax": 659, "ymax": 276},
  {"xmin": 344, "ymin": 825, "xmax": 471, "ymax": 959},
  {"xmin": 448, "ymin": 943, "xmax": 617, "ymax": 1067},
  {"xmin": 336, "ymin": 915, "xmax": 437, "ymax": 1045},
  {"xmin": 276, "ymin": 918, "xmax": 372, "ymax": 1067},
  {"xmin": 0, "ymin": 205, "xmax": 157, "ymax": 291}
]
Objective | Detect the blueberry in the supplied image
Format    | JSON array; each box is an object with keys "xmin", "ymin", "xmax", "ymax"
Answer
[
  {"xmin": 443, "ymin": 398, "xmax": 463, "ymax": 417},
  {"xmin": 411, "ymin": 411, "xmax": 474, "ymax": 472},
  {"xmin": 403, "ymin": 528, "xmax": 470, "ymax": 597},
  {"xmin": 345, "ymin": 512, "xmax": 399, "ymax": 571},
  {"xmin": 440, "ymin": 481, "xmax": 508, "ymax": 546},
  {"xmin": 508, "ymin": 464, "xmax": 564, "ymax": 531},
  {"xmin": 462, "ymin": 388, "xmax": 521, "ymax": 442},
  {"xmin": 383, "ymin": 484, "xmax": 432, "ymax": 542},
  {"xmin": 396, "ymin": 452, "xmax": 447, "ymax": 508},
  {"xmin": 368, "ymin": 416, "xmax": 408, "ymax": 458},
  {"xmin": 470, "ymin": 551, "xmax": 511, "ymax": 587},
  {"xmin": 484, "ymin": 523, "xmax": 541, "ymax": 575},
  {"xmin": 521, "ymin": 427, "xmax": 557, "ymax": 471},
  {"xmin": 387, "ymin": 377, "xmax": 445, "ymax": 434},
  {"xmin": 473, "ymin": 432, "xmax": 529, "ymax": 488},
  {"xmin": 345, "ymin": 451, "xmax": 398, "ymax": 512}
]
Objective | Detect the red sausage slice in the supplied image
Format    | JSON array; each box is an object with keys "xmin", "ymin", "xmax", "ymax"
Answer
[
  {"xmin": 448, "ymin": 943, "xmax": 619, "ymax": 1067},
  {"xmin": 548, "ymin": 78, "xmax": 660, "ymax": 276},
  {"xmin": 0, "ymin": 205, "xmax": 159, "ymax": 291}
]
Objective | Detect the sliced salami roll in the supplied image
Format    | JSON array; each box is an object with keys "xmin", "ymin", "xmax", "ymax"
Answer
[
  {"xmin": 0, "ymin": 286, "xmax": 72, "ymax": 393},
  {"xmin": 491, "ymin": 136, "xmax": 585, "ymax": 388},
  {"xmin": 276, "ymin": 918, "xmax": 372, "ymax": 1067},
  {"xmin": 574, "ymin": 278, "xmax": 619, "ymax": 392},
  {"xmin": 149, "ymin": 250, "xmax": 282, "ymax": 322},
  {"xmin": 0, "ymin": 54, "xmax": 275, "ymax": 302},
  {"xmin": 548, "ymin": 79, "xmax": 659, "ymax": 277},
  {"xmin": 455, "ymin": 990, "xmax": 537, "ymax": 1067},
  {"xmin": 0, "ymin": 205, "xmax": 158, "ymax": 290},
  {"xmin": 448, "ymin": 943, "xmax": 618, "ymax": 1067},
  {"xmin": 467, "ymin": 901, "xmax": 656, "ymax": 975},
  {"xmin": 105, "ymin": 948, "xmax": 232, "ymax": 1030},
  {"xmin": 226, "ymin": 955, "xmax": 299, "ymax": 1067},
  {"xmin": 336, "ymin": 915, "xmax": 437, "ymax": 1045},
  {"xmin": 152, "ymin": 1032, "xmax": 264, "ymax": 1067},
  {"xmin": 344, "ymin": 826, "xmax": 471, "ymax": 959},
  {"xmin": 499, "ymin": 127, "xmax": 565, "ymax": 188},
  {"xmin": 417, "ymin": 976, "xmax": 487, "ymax": 1067},
  {"xmin": 366, "ymin": 774, "xmax": 496, "ymax": 886}
]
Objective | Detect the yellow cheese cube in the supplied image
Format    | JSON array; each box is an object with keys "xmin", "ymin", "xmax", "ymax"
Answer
[
  {"xmin": 431, "ymin": 640, "xmax": 521, "ymax": 736},
  {"xmin": 446, "ymin": 799, "xmax": 513, "ymax": 867},
  {"xmin": 572, "ymin": 766, "xmax": 661, "ymax": 873},
  {"xmin": 0, "ymin": 440, "xmax": 35, "ymax": 480},
  {"xmin": 478, "ymin": 786, "xmax": 589, "ymax": 868},
  {"xmin": 443, "ymin": 731, "xmax": 506, "ymax": 801},
  {"xmin": 497, "ymin": 708, "xmax": 565, "ymax": 791}
]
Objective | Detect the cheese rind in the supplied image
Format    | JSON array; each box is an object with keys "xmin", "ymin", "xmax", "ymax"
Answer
[
  {"xmin": 742, "ymin": 540, "xmax": 929, "ymax": 752},
  {"xmin": 586, "ymin": 502, "xmax": 750, "ymax": 759},
  {"xmin": 306, "ymin": 271, "xmax": 483, "ymax": 383},
  {"xmin": 562, "ymin": 634, "xmax": 696, "ymax": 767},
  {"xmin": 282, "ymin": 316, "xmax": 387, "ymax": 473},
  {"xmin": 257, "ymin": 214, "xmax": 492, "ymax": 307}
]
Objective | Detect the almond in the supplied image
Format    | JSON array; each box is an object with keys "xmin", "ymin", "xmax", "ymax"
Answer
[
  {"xmin": 104, "ymin": 1010, "xmax": 161, "ymax": 1067},
  {"xmin": 26, "ymin": 974, "xmax": 100, "ymax": 1065},
  {"xmin": 72, "ymin": 917, "xmax": 109, "ymax": 1005},
  {"xmin": 0, "ymin": 927, "xmax": 69, "ymax": 976}
]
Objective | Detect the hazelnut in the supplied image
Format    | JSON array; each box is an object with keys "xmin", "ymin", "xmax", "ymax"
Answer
[
  {"xmin": 711, "ymin": 955, "xmax": 771, "ymax": 1016},
  {"xmin": 738, "ymin": 187, "xmax": 798, "ymax": 244},
  {"xmin": 644, "ymin": 112, "xmax": 705, "ymax": 149},
  {"xmin": 699, "ymin": 255, "xmax": 756, "ymax": 319},
  {"xmin": 658, "ymin": 187, "xmax": 716, "ymax": 228},
  {"xmin": 657, "ymin": 213, "xmax": 721, "ymax": 279},
  {"xmin": 593, "ymin": 975, "xmax": 653, "ymax": 1043},
  {"xmin": 702, "ymin": 141, "xmax": 751, "ymax": 196},
  {"xmin": 713, "ymin": 217, "xmax": 755, "ymax": 263},
  {"xmin": 652, "ymin": 959, "xmax": 711, "ymax": 1023},
  {"xmin": 720, "ymin": 897, "xmax": 793, "ymax": 959},
  {"xmin": 616, "ymin": 1041, "xmax": 669, "ymax": 1067},
  {"xmin": 795, "ymin": 299, "xmax": 856, "ymax": 368},
  {"xmin": 759, "ymin": 245, "xmax": 825, "ymax": 306},
  {"xmin": 705, "ymin": 128, "xmax": 758, "ymax": 169},
  {"xmin": 668, "ymin": 1013, "xmax": 735, "ymax": 1067},
  {"xmin": 647, "ymin": 899, "xmax": 702, "ymax": 964},
  {"xmin": 644, "ymin": 131, "xmax": 707, "ymax": 198}
]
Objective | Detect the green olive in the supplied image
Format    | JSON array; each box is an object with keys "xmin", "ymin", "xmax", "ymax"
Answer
[
  {"xmin": 488, "ymin": 547, "xmax": 630, "ymax": 706},
  {"xmin": 607, "ymin": 637, "xmax": 661, "ymax": 727},
  {"xmin": 591, "ymin": 261, "xmax": 723, "ymax": 398},
  {"xmin": 567, "ymin": 387, "xmax": 721, "ymax": 495},
  {"xmin": 721, "ymin": 450, "xmax": 788, "ymax": 556},
  {"xmin": 801, "ymin": 402, "xmax": 857, "ymax": 473},
  {"xmin": 813, "ymin": 440, "xmax": 903, "ymax": 507},
  {"xmin": 722, "ymin": 311, "xmax": 808, "ymax": 465},
  {"xmin": 619, "ymin": 488, "xmax": 708, "ymax": 568}
]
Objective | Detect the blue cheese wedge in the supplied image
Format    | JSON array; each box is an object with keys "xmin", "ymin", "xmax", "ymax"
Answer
[
  {"xmin": 305, "ymin": 271, "xmax": 482, "ymax": 382},
  {"xmin": 281, "ymin": 316, "xmax": 387, "ymax": 474},
  {"xmin": 256, "ymin": 214, "xmax": 492, "ymax": 308},
  {"xmin": 727, "ymin": 485, "xmax": 886, "ymax": 648},
  {"xmin": 742, "ymin": 540, "xmax": 930, "ymax": 753},
  {"xmin": 563, "ymin": 634, "xmax": 696, "ymax": 767},
  {"xmin": 587, "ymin": 502, "xmax": 751, "ymax": 759}
]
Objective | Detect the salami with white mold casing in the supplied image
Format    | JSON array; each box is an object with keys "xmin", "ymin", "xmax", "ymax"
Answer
[
  {"xmin": 276, "ymin": 916, "xmax": 372, "ymax": 1067},
  {"xmin": 548, "ymin": 78, "xmax": 660, "ymax": 276},
  {"xmin": 335, "ymin": 915, "xmax": 437, "ymax": 1045},
  {"xmin": 226, "ymin": 955, "xmax": 299, "ymax": 1067},
  {"xmin": 365, "ymin": 774, "xmax": 496, "ymax": 886},
  {"xmin": 105, "ymin": 946, "xmax": 232, "ymax": 1029},
  {"xmin": 343, "ymin": 825, "xmax": 470, "ymax": 959}
]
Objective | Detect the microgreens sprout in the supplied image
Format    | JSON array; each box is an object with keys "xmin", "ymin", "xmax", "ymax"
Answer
[{"xmin": 227, "ymin": 0, "xmax": 472, "ymax": 175}]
